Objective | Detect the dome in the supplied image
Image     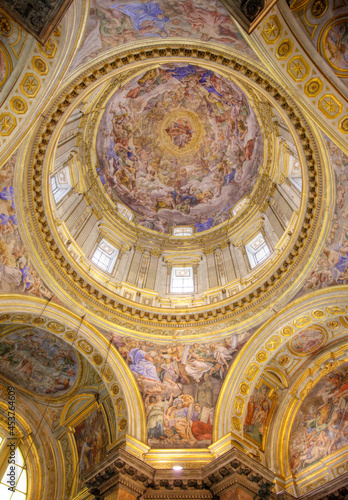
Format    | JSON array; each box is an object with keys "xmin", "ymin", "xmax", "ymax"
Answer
[
  {"xmin": 1, "ymin": 0, "xmax": 346, "ymax": 497},
  {"xmin": 20, "ymin": 45, "xmax": 324, "ymax": 335},
  {"xmin": 95, "ymin": 64, "xmax": 264, "ymax": 234}
]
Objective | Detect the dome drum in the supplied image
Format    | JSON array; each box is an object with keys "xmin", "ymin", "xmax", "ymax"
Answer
[{"xmin": 18, "ymin": 43, "xmax": 328, "ymax": 337}]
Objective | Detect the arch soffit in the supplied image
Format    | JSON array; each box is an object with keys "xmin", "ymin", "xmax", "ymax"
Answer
[
  {"xmin": 0, "ymin": 0, "xmax": 89, "ymax": 167},
  {"xmin": 266, "ymin": 341, "xmax": 348, "ymax": 488},
  {"xmin": 247, "ymin": 0, "xmax": 348, "ymax": 153},
  {"xmin": 214, "ymin": 285, "xmax": 348, "ymax": 443},
  {"xmin": 0, "ymin": 294, "xmax": 146, "ymax": 443}
]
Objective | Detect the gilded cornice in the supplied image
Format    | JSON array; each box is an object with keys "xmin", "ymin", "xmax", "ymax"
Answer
[{"xmin": 17, "ymin": 40, "xmax": 332, "ymax": 337}]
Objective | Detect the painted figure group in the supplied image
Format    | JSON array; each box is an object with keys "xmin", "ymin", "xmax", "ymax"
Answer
[
  {"xmin": 75, "ymin": 409, "xmax": 109, "ymax": 487},
  {"xmin": 96, "ymin": 63, "xmax": 263, "ymax": 233},
  {"xmin": 289, "ymin": 363, "xmax": 348, "ymax": 473},
  {"xmin": 244, "ymin": 383, "xmax": 272, "ymax": 445},
  {"xmin": 0, "ymin": 156, "xmax": 50, "ymax": 297},
  {"xmin": 0, "ymin": 328, "xmax": 78, "ymax": 397},
  {"xmin": 112, "ymin": 333, "xmax": 250, "ymax": 447},
  {"xmin": 72, "ymin": 0, "xmax": 255, "ymax": 68},
  {"xmin": 302, "ymin": 139, "xmax": 348, "ymax": 293}
]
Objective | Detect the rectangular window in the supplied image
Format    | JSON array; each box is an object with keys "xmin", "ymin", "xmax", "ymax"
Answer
[
  {"xmin": 51, "ymin": 166, "xmax": 71, "ymax": 203},
  {"xmin": 246, "ymin": 233, "xmax": 271, "ymax": 269},
  {"xmin": 91, "ymin": 239, "xmax": 119, "ymax": 273},
  {"xmin": 170, "ymin": 267, "xmax": 194, "ymax": 293},
  {"xmin": 172, "ymin": 227, "xmax": 194, "ymax": 236}
]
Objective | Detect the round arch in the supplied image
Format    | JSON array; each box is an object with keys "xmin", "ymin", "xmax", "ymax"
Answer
[
  {"xmin": 214, "ymin": 285, "xmax": 348, "ymax": 445},
  {"xmin": 0, "ymin": 294, "xmax": 146, "ymax": 444}
]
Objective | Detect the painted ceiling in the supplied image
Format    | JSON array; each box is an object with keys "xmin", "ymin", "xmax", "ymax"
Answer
[
  {"xmin": 96, "ymin": 63, "xmax": 263, "ymax": 233},
  {"xmin": 0, "ymin": 326, "xmax": 79, "ymax": 398},
  {"xmin": 0, "ymin": 0, "xmax": 348, "ymax": 498},
  {"xmin": 107, "ymin": 328, "xmax": 254, "ymax": 448},
  {"xmin": 289, "ymin": 361, "xmax": 348, "ymax": 475},
  {"xmin": 71, "ymin": 0, "xmax": 257, "ymax": 70}
]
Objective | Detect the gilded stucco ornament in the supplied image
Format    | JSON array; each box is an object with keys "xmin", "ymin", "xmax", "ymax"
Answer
[
  {"xmin": 249, "ymin": 4, "xmax": 347, "ymax": 149},
  {"xmin": 10, "ymin": 96, "xmax": 27, "ymax": 114},
  {"xmin": 304, "ymin": 77, "xmax": 323, "ymax": 97},
  {"xmin": 338, "ymin": 116, "xmax": 348, "ymax": 134},
  {"xmin": 0, "ymin": 112, "xmax": 16, "ymax": 135},
  {"xmin": 318, "ymin": 94, "xmax": 343, "ymax": 118},
  {"xmin": 276, "ymin": 38, "xmax": 293, "ymax": 60},
  {"xmin": 287, "ymin": 56, "xmax": 310, "ymax": 82},
  {"xmin": 217, "ymin": 287, "xmax": 348, "ymax": 494},
  {"xmin": 31, "ymin": 56, "xmax": 49, "ymax": 76},
  {"xmin": 16, "ymin": 39, "xmax": 332, "ymax": 339},
  {"xmin": 261, "ymin": 15, "xmax": 282, "ymax": 44},
  {"xmin": 0, "ymin": 13, "xmax": 12, "ymax": 36}
]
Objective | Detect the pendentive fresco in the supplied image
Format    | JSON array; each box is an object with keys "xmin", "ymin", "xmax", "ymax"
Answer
[
  {"xmin": 301, "ymin": 137, "xmax": 348, "ymax": 293},
  {"xmin": 109, "ymin": 330, "xmax": 253, "ymax": 448},
  {"xmin": 71, "ymin": 0, "xmax": 257, "ymax": 69}
]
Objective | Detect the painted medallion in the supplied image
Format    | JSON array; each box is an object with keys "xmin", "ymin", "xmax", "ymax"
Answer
[
  {"xmin": 323, "ymin": 20, "xmax": 348, "ymax": 73},
  {"xmin": 288, "ymin": 326, "xmax": 326, "ymax": 356}
]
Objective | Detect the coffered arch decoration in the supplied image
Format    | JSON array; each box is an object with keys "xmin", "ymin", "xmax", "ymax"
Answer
[
  {"xmin": 215, "ymin": 286, "xmax": 348, "ymax": 495},
  {"xmin": 0, "ymin": 294, "xmax": 146, "ymax": 446},
  {"xmin": 248, "ymin": 0, "xmax": 348, "ymax": 149},
  {"xmin": 16, "ymin": 39, "xmax": 334, "ymax": 341},
  {"xmin": 0, "ymin": 0, "xmax": 88, "ymax": 167}
]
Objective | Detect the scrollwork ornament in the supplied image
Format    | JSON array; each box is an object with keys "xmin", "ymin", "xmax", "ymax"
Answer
[{"xmin": 278, "ymin": 354, "xmax": 290, "ymax": 366}]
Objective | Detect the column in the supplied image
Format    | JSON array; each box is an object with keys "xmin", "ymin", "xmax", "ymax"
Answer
[{"xmin": 145, "ymin": 249, "xmax": 160, "ymax": 290}]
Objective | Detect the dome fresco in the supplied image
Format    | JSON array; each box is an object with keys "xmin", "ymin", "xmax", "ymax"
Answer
[{"xmin": 96, "ymin": 64, "xmax": 264, "ymax": 233}]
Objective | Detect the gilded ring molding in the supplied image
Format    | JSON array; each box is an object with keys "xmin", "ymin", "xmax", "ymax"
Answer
[{"xmin": 79, "ymin": 63, "xmax": 274, "ymax": 250}]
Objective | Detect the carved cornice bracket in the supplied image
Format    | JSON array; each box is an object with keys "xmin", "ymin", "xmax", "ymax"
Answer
[
  {"xmin": 85, "ymin": 448, "xmax": 281, "ymax": 500},
  {"xmin": 84, "ymin": 448, "xmax": 153, "ymax": 499}
]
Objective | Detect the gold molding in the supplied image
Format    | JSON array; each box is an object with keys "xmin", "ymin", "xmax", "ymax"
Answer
[{"xmin": 17, "ymin": 40, "xmax": 330, "ymax": 337}]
